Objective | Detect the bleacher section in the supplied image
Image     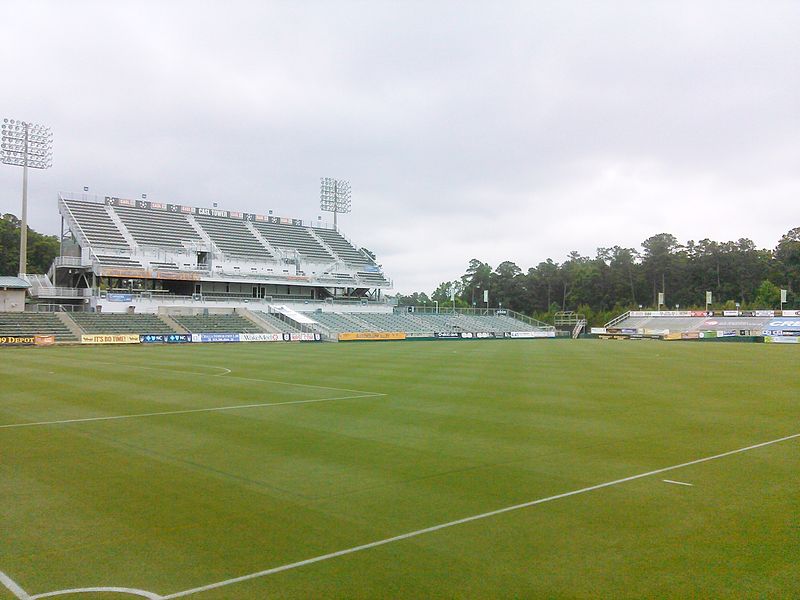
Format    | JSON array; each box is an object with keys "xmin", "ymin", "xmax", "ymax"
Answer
[
  {"xmin": 114, "ymin": 205, "xmax": 203, "ymax": 250},
  {"xmin": 194, "ymin": 214, "xmax": 274, "ymax": 259},
  {"xmin": 71, "ymin": 313, "xmax": 177, "ymax": 334},
  {"xmin": 305, "ymin": 312, "xmax": 370, "ymax": 333},
  {"xmin": 251, "ymin": 221, "xmax": 334, "ymax": 262},
  {"xmin": 62, "ymin": 200, "xmax": 129, "ymax": 249},
  {"xmin": 93, "ymin": 255, "xmax": 144, "ymax": 269},
  {"xmin": 356, "ymin": 271, "xmax": 390, "ymax": 286},
  {"xmin": 172, "ymin": 314, "xmax": 265, "ymax": 334},
  {"xmin": 313, "ymin": 228, "xmax": 373, "ymax": 265},
  {"xmin": 609, "ymin": 314, "xmax": 774, "ymax": 334},
  {"xmin": 303, "ymin": 311, "xmax": 548, "ymax": 336},
  {"xmin": 0, "ymin": 313, "xmax": 78, "ymax": 341}
]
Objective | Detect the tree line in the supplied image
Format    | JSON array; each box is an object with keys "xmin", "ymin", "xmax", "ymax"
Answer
[
  {"xmin": 398, "ymin": 229, "xmax": 800, "ymax": 326},
  {"xmin": 0, "ymin": 214, "xmax": 60, "ymax": 276}
]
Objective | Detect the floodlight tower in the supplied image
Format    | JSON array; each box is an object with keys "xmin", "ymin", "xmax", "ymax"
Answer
[
  {"xmin": 1, "ymin": 118, "xmax": 53, "ymax": 276},
  {"xmin": 320, "ymin": 177, "xmax": 351, "ymax": 230}
]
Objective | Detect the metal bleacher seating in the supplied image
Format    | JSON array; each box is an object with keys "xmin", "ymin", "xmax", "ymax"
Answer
[
  {"xmin": 304, "ymin": 311, "xmax": 371, "ymax": 333},
  {"xmin": 172, "ymin": 314, "xmax": 265, "ymax": 334},
  {"xmin": 149, "ymin": 261, "xmax": 179, "ymax": 270},
  {"xmin": 93, "ymin": 255, "xmax": 144, "ymax": 269},
  {"xmin": 62, "ymin": 199, "xmax": 129, "ymax": 249},
  {"xmin": 114, "ymin": 205, "xmax": 203, "ymax": 250},
  {"xmin": 302, "ymin": 311, "xmax": 544, "ymax": 336},
  {"xmin": 71, "ymin": 313, "xmax": 177, "ymax": 334},
  {"xmin": 251, "ymin": 221, "xmax": 334, "ymax": 262},
  {"xmin": 313, "ymin": 228, "xmax": 372, "ymax": 265},
  {"xmin": 0, "ymin": 313, "xmax": 78, "ymax": 341},
  {"xmin": 194, "ymin": 214, "xmax": 274, "ymax": 259},
  {"xmin": 356, "ymin": 271, "xmax": 389, "ymax": 286}
]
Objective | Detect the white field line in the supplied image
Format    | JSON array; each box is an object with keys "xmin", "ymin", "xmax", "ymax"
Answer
[
  {"xmin": 157, "ymin": 431, "xmax": 800, "ymax": 599},
  {"xmin": 0, "ymin": 392, "xmax": 384, "ymax": 430},
  {"xmin": 31, "ymin": 586, "xmax": 162, "ymax": 599},
  {"xmin": 0, "ymin": 571, "xmax": 31, "ymax": 600},
  {"xmin": 38, "ymin": 359, "xmax": 382, "ymax": 397},
  {"xmin": 662, "ymin": 479, "xmax": 694, "ymax": 487}
]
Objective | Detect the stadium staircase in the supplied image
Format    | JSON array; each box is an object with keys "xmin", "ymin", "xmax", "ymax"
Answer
[
  {"xmin": 57, "ymin": 312, "xmax": 85, "ymax": 339},
  {"xmin": 238, "ymin": 309, "xmax": 285, "ymax": 334},
  {"xmin": 157, "ymin": 313, "xmax": 188, "ymax": 333}
]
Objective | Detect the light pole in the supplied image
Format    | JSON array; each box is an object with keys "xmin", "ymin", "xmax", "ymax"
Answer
[
  {"xmin": 1, "ymin": 118, "xmax": 53, "ymax": 277},
  {"xmin": 434, "ymin": 300, "xmax": 439, "ymax": 314},
  {"xmin": 320, "ymin": 177, "xmax": 352, "ymax": 230}
]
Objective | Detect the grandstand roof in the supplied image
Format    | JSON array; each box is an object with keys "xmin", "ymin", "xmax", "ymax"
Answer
[{"xmin": 0, "ymin": 277, "xmax": 31, "ymax": 289}]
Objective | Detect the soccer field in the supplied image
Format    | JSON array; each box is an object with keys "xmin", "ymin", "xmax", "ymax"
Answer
[{"xmin": 1, "ymin": 340, "xmax": 798, "ymax": 599}]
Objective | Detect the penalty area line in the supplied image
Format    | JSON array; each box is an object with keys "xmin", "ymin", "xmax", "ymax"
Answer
[
  {"xmin": 0, "ymin": 571, "xmax": 31, "ymax": 600},
  {"xmin": 49, "ymin": 359, "xmax": 384, "ymax": 397},
  {"xmin": 160, "ymin": 431, "xmax": 800, "ymax": 599},
  {"xmin": 0, "ymin": 392, "xmax": 385, "ymax": 430}
]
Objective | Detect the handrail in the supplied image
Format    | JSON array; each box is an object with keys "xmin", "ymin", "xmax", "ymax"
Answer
[{"xmin": 604, "ymin": 311, "xmax": 630, "ymax": 328}]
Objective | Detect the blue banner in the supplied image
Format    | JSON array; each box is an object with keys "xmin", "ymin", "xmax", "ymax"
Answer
[
  {"xmin": 140, "ymin": 334, "xmax": 192, "ymax": 344},
  {"xmin": 198, "ymin": 333, "xmax": 241, "ymax": 343},
  {"xmin": 107, "ymin": 293, "xmax": 133, "ymax": 302}
]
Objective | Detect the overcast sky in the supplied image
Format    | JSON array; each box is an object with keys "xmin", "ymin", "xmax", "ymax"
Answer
[{"xmin": 1, "ymin": 1, "xmax": 798, "ymax": 293}]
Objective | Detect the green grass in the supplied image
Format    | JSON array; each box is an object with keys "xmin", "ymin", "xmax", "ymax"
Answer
[{"xmin": 1, "ymin": 340, "xmax": 798, "ymax": 599}]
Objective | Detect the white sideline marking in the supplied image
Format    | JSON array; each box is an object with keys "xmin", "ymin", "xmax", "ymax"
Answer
[
  {"xmin": 158, "ymin": 431, "xmax": 800, "ymax": 599},
  {"xmin": 662, "ymin": 479, "xmax": 694, "ymax": 487},
  {"xmin": 0, "ymin": 393, "xmax": 384, "ymax": 430},
  {"xmin": 0, "ymin": 571, "xmax": 31, "ymax": 600},
  {"xmin": 31, "ymin": 587, "xmax": 162, "ymax": 599}
]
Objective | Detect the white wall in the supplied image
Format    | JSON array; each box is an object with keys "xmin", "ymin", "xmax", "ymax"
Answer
[{"xmin": 0, "ymin": 289, "xmax": 26, "ymax": 312}]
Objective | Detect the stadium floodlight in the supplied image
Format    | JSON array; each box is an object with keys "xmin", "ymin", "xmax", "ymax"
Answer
[
  {"xmin": 1, "ymin": 118, "xmax": 54, "ymax": 276},
  {"xmin": 320, "ymin": 177, "xmax": 352, "ymax": 230}
]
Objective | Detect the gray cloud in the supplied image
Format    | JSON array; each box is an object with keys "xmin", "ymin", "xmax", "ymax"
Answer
[{"xmin": 1, "ymin": 1, "xmax": 798, "ymax": 292}]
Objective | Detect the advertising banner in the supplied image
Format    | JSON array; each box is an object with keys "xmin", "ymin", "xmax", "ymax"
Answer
[
  {"xmin": 764, "ymin": 336, "xmax": 799, "ymax": 344},
  {"xmin": 240, "ymin": 333, "xmax": 285, "ymax": 342},
  {"xmin": 509, "ymin": 331, "xmax": 556, "ymax": 338},
  {"xmin": 81, "ymin": 334, "xmax": 140, "ymax": 344},
  {"xmin": 290, "ymin": 332, "xmax": 322, "ymax": 342},
  {"xmin": 191, "ymin": 333, "xmax": 241, "ymax": 343},
  {"xmin": 107, "ymin": 293, "xmax": 134, "ymax": 302},
  {"xmin": 754, "ymin": 310, "xmax": 775, "ymax": 317},
  {"xmin": 629, "ymin": 311, "xmax": 694, "ymax": 318},
  {"xmin": 591, "ymin": 327, "xmax": 607, "ymax": 334},
  {"xmin": 433, "ymin": 332, "xmax": 461, "ymax": 339},
  {"xmin": 765, "ymin": 318, "xmax": 800, "ymax": 333},
  {"xmin": 699, "ymin": 331, "xmax": 717, "ymax": 339},
  {"xmin": 34, "ymin": 335, "xmax": 56, "ymax": 346},
  {"xmin": 0, "ymin": 335, "xmax": 36, "ymax": 346},
  {"xmin": 339, "ymin": 331, "xmax": 405, "ymax": 341},
  {"xmin": 780, "ymin": 310, "xmax": 800, "ymax": 317},
  {"xmin": 100, "ymin": 268, "xmax": 149, "ymax": 279},
  {"xmin": 723, "ymin": 310, "xmax": 740, "ymax": 317},
  {"xmin": 140, "ymin": 334, "xmax": 192, "ymax": 344}
]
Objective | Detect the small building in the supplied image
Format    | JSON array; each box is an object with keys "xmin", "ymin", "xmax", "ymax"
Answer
[{"xmin": 0, "ymin": 276, "xmax": 30, "ymax": 313}]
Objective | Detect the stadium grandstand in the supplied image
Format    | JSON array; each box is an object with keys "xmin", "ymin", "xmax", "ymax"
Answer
[
  {"xmin": 48, "ymin": 192, "xmax": 391, "ymax": 311},
  {"xmin": 594, "ymin": 309, "xmax": 800, "ymax": 342},
  {"xmin": 0, "ymin": 191, "xmax": 556, "ymax": 344}
]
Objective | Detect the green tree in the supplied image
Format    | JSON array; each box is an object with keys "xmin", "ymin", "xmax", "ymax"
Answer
[{"xmin": 0, "ymin": 213, "xmax": 59, "ymax": 275}]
